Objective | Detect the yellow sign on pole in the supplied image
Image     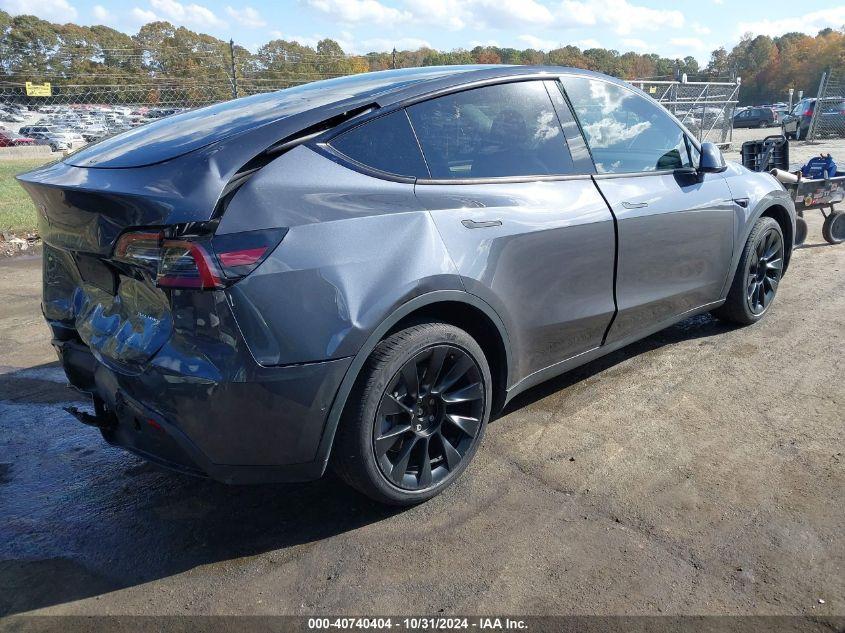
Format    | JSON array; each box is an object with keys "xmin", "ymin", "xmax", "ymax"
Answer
[{"xmin": 25, "ymin": 82, "xmax": 52, "ymax": 97}]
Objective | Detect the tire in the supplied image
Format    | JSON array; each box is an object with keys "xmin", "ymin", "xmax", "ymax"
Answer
[
  {"xmin": 711, "ymin": 216, "xmax": 784, "ymax": 325},
  {"xmin": 795, "ymin": 216, "xmax": 808, "ymax": 246},
  {"xmin": 822, "ymin": 211, "xmax": 845, "ymax": 245},
  {"xmin": 333, "ymin": 322, "xmax": 492, "ymax": 506}
]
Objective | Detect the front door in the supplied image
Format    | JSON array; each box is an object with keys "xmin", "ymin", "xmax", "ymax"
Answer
[
  {"xmin": 560, "ymin": 74, "xmax": 736, "ymax": 345},
  {"xmin": 593, "ymin": 172, "xmax": 734, "ymax": 344}
]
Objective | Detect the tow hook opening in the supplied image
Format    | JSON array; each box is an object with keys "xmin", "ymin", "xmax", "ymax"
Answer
[{"xmin": 64, "ymin": 396, "xmax": 117, "ymax": 430}]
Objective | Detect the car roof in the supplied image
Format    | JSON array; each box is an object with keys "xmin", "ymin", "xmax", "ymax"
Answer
[{"xmin": 66, "ymin": 64, "xmax": 617, "ymax": 169}]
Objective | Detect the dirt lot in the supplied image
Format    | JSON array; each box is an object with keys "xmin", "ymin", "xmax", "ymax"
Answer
[{"xmin": 0, "ymin": 172, "xmax": 843, "ymax": 620}]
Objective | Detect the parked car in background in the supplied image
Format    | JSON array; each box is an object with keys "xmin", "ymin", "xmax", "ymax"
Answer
[
  {"xmin": 734, "ymin": 107, "xmax": 777, "ymax": 128},
  {"xmin": 0, "ymin": 109, "xmax": 25, "ymax": 123},
  {"xmin": 770, "ymin": 103, "xmax": 789, "ymax": 118},
  {"xmin": 782, "ymin": 98, "xmax": 845, "ymax": 140},
  {"xmin": 22, "ymin": 126, "xmax": 84, "ymax": 149},
  {"xmin": 18, "ymin": 66, "xmax": 796, "ymax": 505},
  {"xmin": 0, "ymin": 128, "xmax": 36, "ymax": 147},
  {"xmin": 27, "ymin": 131, "xmax": 70, "ymax": 152}
]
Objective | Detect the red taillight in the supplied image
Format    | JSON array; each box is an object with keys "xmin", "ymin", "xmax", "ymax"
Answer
[
  {"xmin": 113, "ymin": 228, "xmax": 286, "ymax": 290},
  {"xmin": 157, "ymin": 239, "xmax": 222, "ymax": 289},
  {"xmin": 217, "ymin": 246, "xmax": 267, "ymax": 268}
]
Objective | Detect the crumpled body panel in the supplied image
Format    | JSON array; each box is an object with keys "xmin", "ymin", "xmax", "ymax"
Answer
[{"xmin": 71, "ymin": 277, "xmax": 173, "ymax": 368}]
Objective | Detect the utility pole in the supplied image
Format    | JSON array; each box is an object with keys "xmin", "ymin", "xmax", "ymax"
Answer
[
  {"xmin": 229, "ymin": 38, "xmax": 238, "ymax": 99},
  {"xmin": 392, "ymin": 48, "xmax": 396, "ymax": 69}
]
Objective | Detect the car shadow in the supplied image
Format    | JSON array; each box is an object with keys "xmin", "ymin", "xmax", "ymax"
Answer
[
  {"xmin": 500, "ymin": 312, "xmax": 737, "ymax": 416},
  {"xmin": 0, "ymin": 311, "xmax": 737, "ymax": 615}
]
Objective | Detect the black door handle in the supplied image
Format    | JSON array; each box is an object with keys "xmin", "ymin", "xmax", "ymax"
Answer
[{"xmin": 461, "ymin": 219, "xmax": 502, "ymax": 229}]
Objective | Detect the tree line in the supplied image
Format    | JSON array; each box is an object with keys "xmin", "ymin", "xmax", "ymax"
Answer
[{"xmin": 1, "ymin": 9, "xmax": 842, "ymax": 105}]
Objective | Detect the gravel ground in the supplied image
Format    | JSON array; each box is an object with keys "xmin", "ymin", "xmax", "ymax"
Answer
[{"xmin": 0, "ymin": 172, "xmax": 843, "ymax": 620}]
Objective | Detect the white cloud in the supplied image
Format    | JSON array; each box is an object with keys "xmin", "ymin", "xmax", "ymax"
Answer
[
  {"xmin": 556, "ymin": 0, "xmax": 683, "ymax": 35},
  {"xmin": 470, "ymin": 38, "xmax": 500, "ymax": 47},
  {"xmin": 131, "ymin": 6, "xmax": 159, "ymax": 21},
  {"xmin": 404, "ymin": 0, "xmax": 467, "ymax": 30},
  {"xmin": 557, "ymin": 0, "xmax": 598, "ymax": 27},
  {"xmin": 225, "ymin": 5, "xmax": 265, "ymax": 28},
  {"xmin": 692, "ymin": 22, "xmax": 711, "ymax": 35},
  {"xmin": 575, "ymin": 38, "xmax": 602, "ymax": 49},
  {"xmin": 408, "ymin": 0, "xmax": 555, "ymax": 29},
  {"xmin": 471, "ymin": 0, "xmax": 554, "ymax": 28},
  {"xmin": 300, "ymin": 0, "xmax": 684, "ymax": 37},
  {"xmin": 270, "ymin": 32, "xmax": 321, "ymax": 47},
  {"xmin": 621, "ymin": 38, "xmax": 648, "ymax": 50},
  {"xmin": 148, "ymin": 0, "xmax": 225, "ymax": 28},
  {"xmin": 360, "ymin": 36, "xmax": 432, "ymax": 51},
  {"xmin": 518, "ymin": 34, "xmax": 560, "ymax": 50},
  {"xmin": 0, "ymin": 0, "xmax": 77, "ymax": 21},
  {"xmin": 307, "ymin": 0, "xmax": 555, "ymax": 30},
  {"xmin": 737, "ymin": 6, "xmax": 845, "ymax": 38},
  {"xmin": 91, "ymin": 4, "xmax": 112, "ymax": 21},
  {"xmin": 669, "ymin": 37, "xmax": 710, "ymax": 51},
  {"xmin": 305, "ymin": 0, "xmax": 412, "ymax": 24}
]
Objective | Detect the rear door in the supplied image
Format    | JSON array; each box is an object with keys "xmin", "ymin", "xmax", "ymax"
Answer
[
  {"xmin": 561, "ymin": 75, "xmax": 735, "ymax": 345},
  {"xmin": 409, "ymin": 80, "xmax": 616, "ymax": 384}
]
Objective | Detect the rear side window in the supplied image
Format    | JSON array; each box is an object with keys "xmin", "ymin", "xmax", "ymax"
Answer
[
  {"xmin": 561, "ymin": 75, "xmax": 692, "ymax": 174},
  {"xmin": 329, "ymin": 109, "xmax": 429, "ymax": 178},
  {"xmin": 406, "ymin": 81, "xmax": 574, "ymax": 179}
]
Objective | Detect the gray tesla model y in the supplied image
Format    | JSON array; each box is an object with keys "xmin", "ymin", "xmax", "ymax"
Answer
[{"xmin": 18, "ymin": 66, "xmax": 795, "ymax": 504}]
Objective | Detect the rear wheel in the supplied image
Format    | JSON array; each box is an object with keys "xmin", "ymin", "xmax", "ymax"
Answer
[
  {"xmin": 822, "ymin": 211, "xmax": 845, "ymax": 245},
  {"xmin": 333, "ymin": 322, "xmax": 491, "ymax": 505},
  {"xmin": 711, "ymin": 216, "xmax": 784, "ymax": 325}
]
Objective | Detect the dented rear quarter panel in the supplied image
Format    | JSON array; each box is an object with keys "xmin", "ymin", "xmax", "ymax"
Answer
[{"xmin": 219, "ymin": 146, "xmax": 465, "ymax": 366}]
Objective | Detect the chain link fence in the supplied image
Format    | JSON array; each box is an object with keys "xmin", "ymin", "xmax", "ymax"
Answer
[
  {"xmin": 807, "ymin": 68, "xmax": 845, "ymax": 141},
  {"xmin": 0, "ymin": 43, "xmax": 353, "ymax": 151},
  {"xmin": 631, "ymin": 78, "xmax": 741, "ymax": 146}
]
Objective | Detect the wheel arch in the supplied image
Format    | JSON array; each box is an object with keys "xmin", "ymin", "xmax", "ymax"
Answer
[
  {"xmin": 313, "ymin": 290, "xmax": 512, "ymax": 476},
  {"xmin": 760, "ymin": 203, "xmax": 794, "ymax": 273}
]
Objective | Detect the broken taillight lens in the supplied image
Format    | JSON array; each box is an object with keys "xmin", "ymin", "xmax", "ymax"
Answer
[{"xmin": 113, "ymin": 228, "xmax": 286, "ymax": 289}]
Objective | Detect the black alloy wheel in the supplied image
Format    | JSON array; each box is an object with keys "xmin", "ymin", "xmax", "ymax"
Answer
[
  {"xmin": 711, "ymin": 216, "xmax": 785, "ymax": 325},
  {"xmin": 746, "ymin": 225, "xmax": 784, "ymax": 315},
  {"xmin": 333, "ymin": 322, "xmax": 491, "ymax": 505},
  {"xmin": 374, "ymin": 345, "xmax": 484, "ymax": 491}
]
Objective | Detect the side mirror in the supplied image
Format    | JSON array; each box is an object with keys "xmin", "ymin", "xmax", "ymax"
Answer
[{"xmin": 699, "ymin": 142, "xmax": 727, "ymax": 173}]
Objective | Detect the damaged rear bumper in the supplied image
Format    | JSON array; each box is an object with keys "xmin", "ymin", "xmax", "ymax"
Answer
[{"xmin": 52, "ymin": 333, "xmax": 352, "ymax": 484}]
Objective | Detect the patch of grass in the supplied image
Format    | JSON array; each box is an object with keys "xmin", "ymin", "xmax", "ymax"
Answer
[{"xmin": 0, "ymin": 158, "xmax": 52, "ymax": 235}]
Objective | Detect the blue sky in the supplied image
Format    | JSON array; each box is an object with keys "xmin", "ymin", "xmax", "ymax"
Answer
[{"xmin": 1, "ymin": 0, "xmax": 844, "ymax": 62}]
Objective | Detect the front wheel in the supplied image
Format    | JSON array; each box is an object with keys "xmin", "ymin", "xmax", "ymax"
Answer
[
  {"xmin": 711, "ymin": 216, "xmax": 784, "ymax": 325},
  {"xmin": 333, "ymin": 322, "xmax": 491, "ymax": 505}
]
